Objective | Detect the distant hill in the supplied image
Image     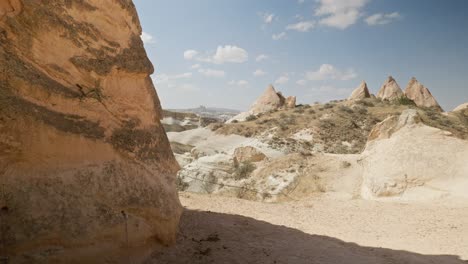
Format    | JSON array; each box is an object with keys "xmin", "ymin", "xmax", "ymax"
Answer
[{"xmin": 167, "ymin": 105, "xmax": 240, "ymax": 121}]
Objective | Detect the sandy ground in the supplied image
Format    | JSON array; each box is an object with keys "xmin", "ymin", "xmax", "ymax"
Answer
[{"xmin": 147, "ymin": 192, "xmax": 468, "ymax": 264}]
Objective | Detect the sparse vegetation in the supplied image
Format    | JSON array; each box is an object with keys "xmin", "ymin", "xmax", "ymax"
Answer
[
  {"xmin": 394, "ymin": 96, "xmax": 416, "ymax": 106},
  {"xmin": 233, "ymin": 161, "xmax": 256, "ymax": 180},
  {"xmin": 246, "ymin": 115, "xmax": 258, "ymax": 121}
]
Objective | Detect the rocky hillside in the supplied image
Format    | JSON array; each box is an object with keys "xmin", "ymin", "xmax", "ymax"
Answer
[
  {"xmin": 0, "ymin": 0, "xmax": 180, "ymax": 262},
  {"xmin": 169, "ymin": 85, "xmax": 468, "ymax": 203}
]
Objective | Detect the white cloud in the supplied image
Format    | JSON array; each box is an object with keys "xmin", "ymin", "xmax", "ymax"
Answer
[
  {"xmin": 286, "ymin": 21, "xmax": 315, "ymax": 32},
  {"xmin": 275, "ymin": 75, "xmax": 289, "ymax": 85},
  {"xmin": 253, "ymin": 69, "xmax": 267, "ymax": 77},
  {"xmin": 272, "ymin": 32, "xmax": 286, "ymax": 40},
  {"xmin": 296, "ymin": 79, "xmax": 307, "ymax": 86},
  {"xmin": 184, "ymin": 50, "xmax": 199, "ymax": 60},
  {"xmin": 191, "ymin": 64, "xmax": 201, "ymax": 69},
  {"xmin": 298, "ymin": 0, "xmax": 305, "ymax": 4},
  {"xmin": 365, "ymin": 12, "xmax": 401, "ymax": 25},
  {"xmin": 261, "ymin": 12, "xmax": 275, "ymax": 24},
  {"xmin": 315, "ymin": 0, "xmax": 369, "ymax": 29},
  {"xmin": 212, "ymin": 45, "xmax": 248, "ymax": 64},
  {"xmin": 256, "ymin": 54, "xmax": 269, "ymax": 62},
  {"xmin": 198, "ymin": 68, "xmax": 225, "ymax": 78},
  {"xmin": 141, "ymin": 32, "xmax": 155, "ymax": 44},
  {"xmin": 305, "ymin": 64, "xmax": 357, "ymax": 81},
  {"xmin": 186, "ymin": 46, "xmax": 248, "ymax": 64}
]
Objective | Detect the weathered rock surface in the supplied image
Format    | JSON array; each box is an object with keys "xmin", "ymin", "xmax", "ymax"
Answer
[
  {"xmin": 229, "ymin": 85, "xmax": 295, "ymax": 122},
  {"xmin": 361, "ymin": 110, "xmax": 468, "ymax": 200},
  {"xmin": 0, "ymin": 0, "xmax": 181, "ymax": 261},
  {"xmin": 348, "ymin": 81, "xmax": 371, "ymax": 100},
  {"xmin": 404, "ymin": 77, "xmax": 442, "ymax": 109},
  {"xmin": 376, "ymin": 76, "xmax": 403, "ymax": 100},
  {"xmin": 233, "ymin": 146, "xmax": 267, "ymax": 165},
  {"xmin": 453, "ymin": 102, "xmax": 468, "ymax": 112},
  {"xmin": 286, "ymin": 96, "xmax": 296, "ymax": 109},
  {"xmin": 250, "ymin": 85, "xmax": 284, "ymax": 114}
]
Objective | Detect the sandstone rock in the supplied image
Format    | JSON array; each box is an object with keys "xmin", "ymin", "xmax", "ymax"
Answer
[
  {"xmin": 228, "ymin": 85, "xmax": 295, "ymax": 122},
  {"xmin": 286, "ymin": 96, "xmax": 297, "ymax": 108},
  {"xmin": 362, "ymin": 110, "xmax": 468, "ymax": 200},
  {"xmin": 367, "ymin": 109, "xmax": 421, "ymax": 141},
  {"xmin": 0, "ymin": 0, "xmax": 181, "ymax": 261},
  {"xmin": 453, "ymin": 102, "xmax": 468, "ymax": 112},
  {"xmin": 233, "ymin": 146, "xmax": 267, "ymax": 165},
  {"xmin": 348, "ymin": 81, "xmax": 371, "ymax": 100},
  {"xmin": 376, "ymin": 76, "xmax": 403, "ymax": 100},
  {"xmin": 250, "ymin": 85, "xmax": 284, "ymax": 114},
  {"xmin": 404, "ymin": 77, "xmax": 442, "ymax": 109}
]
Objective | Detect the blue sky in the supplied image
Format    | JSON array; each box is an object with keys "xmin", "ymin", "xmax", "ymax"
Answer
[{"xmin": 134, "ymin": 0, "xmax": 468, "ymax": 111}]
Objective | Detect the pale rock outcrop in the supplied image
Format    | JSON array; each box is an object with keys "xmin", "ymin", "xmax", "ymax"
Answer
[
  {"xmin": 404, "ymin": 77, "xmax": 442, "ymax": 109},
  {"xmin": 233, "ymin": 146, "xmax": 267, "ymax": 165},
  {"xmin": 376, "ymin": 76, "xmax": 403, "ymax": 100},
  {"xmin": 229, "ymin": 85, "xmax": 295, "ymax": 122},
  {"xmin": 361, "ymin": 110, "xmax": 468, "ymax": 200},
  {"xmin": 286, "ymin": 96, "xmax": 297, "ymax": 108},
  {"xmin": 0, "ymin": 0, "xmax": 181, "ymax": 261},
  {"xmin": 348, "ymin": 81, "xmax": 371, "ymax": 100},
  {"xmin": 250, "ymin": 85, "xmax": 284, "ymax": 114},
  {"xmin": 453, "ymin": 102, "xmax": 468, "ymax": 112}
]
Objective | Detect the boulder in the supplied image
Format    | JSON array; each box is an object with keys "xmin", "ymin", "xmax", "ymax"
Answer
[
  {"xmin": 367, "ymin": 109, "xmax": 421, "ymax": 141},
  {"xmin": 404, "ymin": 77, "xmax": 442, "ymax": 110},
  {"xmin": 348, "ymin": 81, "xmax": 371, "ymax": 100},
  {"xmin": 233, "ymin": 146, "xmax": 267, "ymax": 165},
  {"xmin": 453, "ymin": 102, "xmax": 468, "ymax": 112},
  {"xmin": 286, "ymin": 96, "xmax": 297, "ymax": 108},
  {"xmin": 376, "ymin": 76, "xmax": 403, "ymax": 100},
  {"xmin": 0, "ymin": 0, "xmax": 181, "ymax": 261}
]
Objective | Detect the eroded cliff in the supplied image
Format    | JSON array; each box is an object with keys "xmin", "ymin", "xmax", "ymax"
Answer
[{"xmin": 0, "ymin": 0, "xmax": 181, "ymax": 262}]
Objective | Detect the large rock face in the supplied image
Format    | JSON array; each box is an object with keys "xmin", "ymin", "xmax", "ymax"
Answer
[
  {"xmin": 404, "ymin": 77, "xmax": 442, "ymax": 110},
  {"xmin": 0, "ymin": 0, "xmax": 181, "ymax": 261},
  {"xmin": 348, "ymin": 81, "xmax": 370, "ymax": 100},
  {"xmin": 376, "ymin": 76, "xmax": 403, "ymax": 100},
  {"xmin": 361, "ymin": 110, "xmax": 468, "ymax": 200}
]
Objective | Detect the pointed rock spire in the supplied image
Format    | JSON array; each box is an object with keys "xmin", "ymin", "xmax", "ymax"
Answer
[
  {"xmin": 377, "ymin": 76, "xmax": 403, "ymax": 100},
  {"xmin": 404, "ymin": 77, "xmax": 442, "ymax": 110},
  {"xmin": 249, "ymin": 84, "xmax": 284, "ymax": 114},
  {"xmin": 348, "ymin": 81, "xmax": 371, "ymax": 100}
]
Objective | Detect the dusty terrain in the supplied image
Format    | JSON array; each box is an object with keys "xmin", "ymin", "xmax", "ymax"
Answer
[{"xmin": 148, "ymin": 192, "xmax": 468, "ymax": 264}]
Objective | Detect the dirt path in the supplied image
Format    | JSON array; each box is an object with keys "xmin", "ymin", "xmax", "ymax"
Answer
[{"xmin": 147, "ymin": 193, "xmax": 468, "ymax": 263}]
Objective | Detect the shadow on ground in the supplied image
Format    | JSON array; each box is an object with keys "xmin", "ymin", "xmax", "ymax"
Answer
[{"xmin": 146, "ymin": 209, "xmax": 467, "ymax": 264}]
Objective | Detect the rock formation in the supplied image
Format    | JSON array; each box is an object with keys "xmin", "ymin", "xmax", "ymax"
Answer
[
  {"xmin": 286, "ymin": 96, "xmax": 297, "ymax": 108},
  {"xmin": 453, "ymin": 102, "xmax": 468, "ymax": 112},
  {"xmin": 0, "ymin": 0, "xmax": 181, "ymax": 261},
  {"xmin": 233, "ymin": 146, "xmax": 267, "ymax": 165},
  {"xmin": 362, "ymin": 110, "xmax": 468, "ymax": 200},
  {"xmin": 376, "ymin": 76, "xmax": 403, "ymax": 100},
  {"xmin": 348, "ymin": 81, "xmax": 371, "ymax": 100},
  {"xmin": 250, "ymin": 85, "xmax": 284, "ymax": 114},
  {"xmin": 228, "ymin": 85, "xmax": 295, "ymax": 122},
  {"xmin": 404, "ymin": 77, "xmax": 442, "ymax": 110}
]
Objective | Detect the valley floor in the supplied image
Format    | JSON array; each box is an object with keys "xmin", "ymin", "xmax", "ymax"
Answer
[{"xmin": 148, "ymin": 192, "xmax": 468, "ymax": 264}]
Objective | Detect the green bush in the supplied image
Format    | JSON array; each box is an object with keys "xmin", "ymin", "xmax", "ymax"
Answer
[{"xmin": 394, "ymin": 96, "xmax": 416, "ymax": 106}]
